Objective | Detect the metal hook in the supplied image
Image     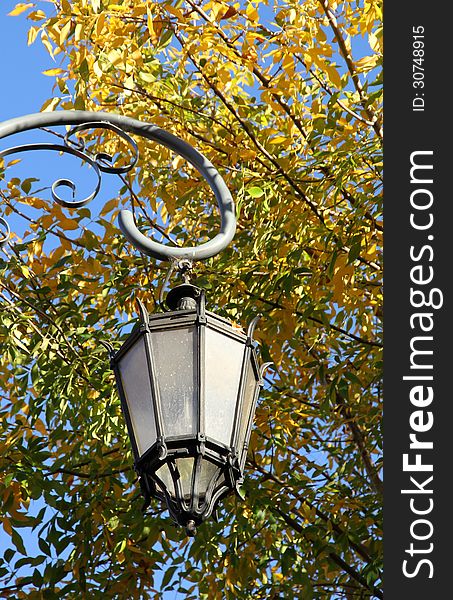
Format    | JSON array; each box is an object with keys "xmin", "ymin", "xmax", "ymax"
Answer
[
  {"xmin": 177, "ymin": 259, "xmax": 193, "ymax": 284},
  {"xmin": 158, "ymin": 258, "xmax": 195, "ymax": 311},
  {"xmin": 158, "ymin": 260, "xmax": 177, "ymax": 311}
]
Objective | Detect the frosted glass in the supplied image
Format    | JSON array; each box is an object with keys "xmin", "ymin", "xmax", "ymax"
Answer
[
  {"xmin": 151, "ymin": 327, "xmax": 197, "ymax": 437},
  {"xmin": 204, "ymin": 328, "xmax": 244, "ymax": 446},
  {"xmin": 237, "ymin": 358, "xmax": 259, "ymax": 453},
  {"xmin": 156, "ymin": 459, "xmax": 194, "ymax": 500},
  {"xmin": 197, "ymin": 459, "xmax": 218, "ymax": 503},
  {"xmin": 175, "ymin": 458, "xmax": 194, "ymax": 500},
  {"xmin": 156, "ymin": 463, "xmax": 173, "ymax": 496},
  {"xmin": 118, "ymin": 337, "xmax": 157, "ymax": 457},
  {"xmin": 216, "ymin": 473, "xmax": 226, "ymax": 490}
]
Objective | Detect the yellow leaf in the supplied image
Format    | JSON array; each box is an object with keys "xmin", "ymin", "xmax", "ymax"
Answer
[
  {"xmin": 147, "ymin": 9, "xmax": 156, "ymax": 43},
  {"xmin": 50, "ymin": 245, "xmax": 65, "ymax": 263},
  {"xmin": 74, "ymin": 23, "xmax": 83, "ymax": 42},
  {"xmin": 42, "ymin": 68, "xmax": 65, "ymax": 76},
  {"xmin": 7, "ymin": 159, "xmax": 22, "ymax": 167},
  {"xmin": 40, "ymin": 31, "xmax": 54, "ymax": 58},
  {"xmin": 107, "ymin": 49, "xmax": 123, "ymax": 67},
  {"xmin": 369, "ymin": 30, "xmax": 382, "ymax": 53},
  {"xmin": 100, "ymin": 197, "xmax": 119, "ymax": 216},
  {"xmin": 109, "ymin": 4, "xmax": 128, "ymax": 12},
  {"xmin": 220, "ymin": 6, "xmax": 238, "ymax": 20},
  {"xmin": 27, "ymin": 26, "xmax": 39, "ymax": 46},
  {"xmin": 59, "ymin": 20, "xmax": 72, "ymax": 46},
  {"xmin": 355, "ymin": 55, "xmax": 379, "ymax": 72},
  {"xmin": 61, "ymin": 0, "xmax": 72, "ymax": 13},
  {"xmin": 303, "ymin": 52, "xmax": 313, "ymax": 69},
  {"xmin": 95, "ymin": 13, "xmax": 105, "ymax": 37},
  {"xmin": 365, "ymin": 243, "xmax": 377, "ymax": 258},
  {"xmin": 269, "ymin": 135, "xmax": 287, "ymax": 144},
  {"xmin": 172, "ymin": 155, "xmax": 185, "ymax": 171},
  {"xmin": 93, "ymin": 60, "xmax": 103, "ymax": 79},
  {"xmin": 59, "ymin": 218, "xmax": 79, "ymax": 231},
  {"xmin": 27, "ymin": 9, "xmax": 46, "ymax": 21},
  {"xmin": 19, "ymin": 264, "xmax": 31, "ymax": 278},
  {"xmin": 282, "ymin": 53, "xmax": 294, "ymax": 76},
  {"xmin": 246, "ymin": 4, "xmax": 259, "ymax": 22},
  {"xmin": 41, "ymin": 97, "xmax": 60, "ymax": 112},
  {"xmin": 8, "ymin": 3, "xmax": 33, "ymax": 17},
  {"xmin": 34, "ymin": 418, "xmax": 47, "ymax": 436},
  {"xmin": 325, "ymin": 65, "xmax": 342, "ymax": 88},
  {"xmin": 2, "ymin": 519, "xmax": 12, "ymax": 536},
  {"xmin": 41, "ymin": 214, "xmax": 54, "ymax": 229},
  {"xmin": 165, "ymin": 5, "xmax": 183, "ymax": 19}
]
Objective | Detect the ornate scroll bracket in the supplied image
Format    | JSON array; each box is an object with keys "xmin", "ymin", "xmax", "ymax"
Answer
[
  {"xmin": 0, "ymin": 110, "xmax": 236, "ymax": 261},
  {"xmin": 0, "ymin": 216, "xmax": 10, "ymax": 248}
]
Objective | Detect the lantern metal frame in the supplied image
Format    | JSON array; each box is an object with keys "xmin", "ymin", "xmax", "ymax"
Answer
[{"xmin": 109, "ymin": 287, "xmax": 266, "ymax": 533}]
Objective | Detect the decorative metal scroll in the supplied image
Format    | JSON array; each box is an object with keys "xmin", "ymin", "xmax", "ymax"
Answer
[
  {"xmin": 0, "ymin": 217, "xmax": 10, "ymax": 248},
  {"xmin": 0, "ymin": 111, "xmax": 236, "ymax": 261}
]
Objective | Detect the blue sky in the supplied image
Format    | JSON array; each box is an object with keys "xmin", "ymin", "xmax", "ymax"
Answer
[
  {"xmin": 0, "ymin": 5, "xmax": 127, "ymax": 247},
  {"xmin": 0, "ymin": 4, "xmax": 54, "ymax": 120},
  {"xmin": 1, "ymin": 3, "xmax": 60, "ymax": 243}
]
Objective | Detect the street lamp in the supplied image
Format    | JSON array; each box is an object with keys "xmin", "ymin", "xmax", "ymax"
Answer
[
  {"xmin": 0, "ymin": 111, "xmax": 270, "ymax": 535},
  {"xmin": 110, "ymin": 283, "xmax": 265, "ymax": 535}
]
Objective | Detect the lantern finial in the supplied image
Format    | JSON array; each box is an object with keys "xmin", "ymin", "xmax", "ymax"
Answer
[{"xmin": 186, "ymin": 520, "xmax": 197, "ymax": 537}]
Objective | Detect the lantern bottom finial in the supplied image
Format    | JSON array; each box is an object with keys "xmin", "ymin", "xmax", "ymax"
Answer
[{"xmin": 185, "ymin": 519, "xmax": 197, "ymax": 537}]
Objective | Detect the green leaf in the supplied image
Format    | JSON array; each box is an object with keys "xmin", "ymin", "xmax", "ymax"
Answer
[
  {"xmin": 20, "ymin": 177, "xmax": 40, "ymax": 194},
  {"xmin": 348, "ymin": 241, "xmax": 362, "ymax": 264},
  {"xmin": 3, "ymin": 548, "xmax": 15, "ymax": 562},
  {"xmin": 158, "ymin": 29, "xmax": 174, "ymax": 49},
  {"xmin": 39, "ymin": 537, "xmax": 51, "ymax": 557},
  {"xmin": 32, "ymin": 567, "xmax": 43, "ymax": 586},
  {"xmin": 12, "ymin": 529, "xmax": 27, "ymax": 555},
  {"xmin": 247, "ymin": 186, "xmax": 265, "ymax": 198},
  {"xmin": 78, "ymin": 58, "xmax": 89, "ymax": 82},
  {"xmin": 162, "ymin": 565, "xmax": 177, "ymax": 589}
]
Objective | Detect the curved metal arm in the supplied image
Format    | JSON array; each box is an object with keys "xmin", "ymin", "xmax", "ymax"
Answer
[
  {"xmin": 0, "ymin": 217, "xmax": 10, "ymax": 248},
  {"xmin": 0, "ymin": 110, "xmax": 236, "ymax": 261}
]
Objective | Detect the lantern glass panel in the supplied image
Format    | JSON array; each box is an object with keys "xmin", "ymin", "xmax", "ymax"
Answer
[
  {"xmin": 197, "ymin": 459, "xmax": 218, "ymax": 502},
  {"xmin": 118, "ymin": 336, "xmax": 157, "ymax": 457},
  {"xmin": 156, "ymin": 459, "xmax": 194, "ymax": 500},
  {"xmin": 155, "ymin": 463, "xmax": 173, "ymax": 495},
  {"xmin": 151, "ymin": 326, "xmax": 197, "ymax": 437},
  {"xmin": 175, "ymin": 457, "xmax": 194, "ymax": 500},
  {"xmin": 204, "ymin": 328, "xmax": 244, "ymax": 446},
  {"xmin": 236, "ymin": 357, "xmax": 259, "ymax": 454}
]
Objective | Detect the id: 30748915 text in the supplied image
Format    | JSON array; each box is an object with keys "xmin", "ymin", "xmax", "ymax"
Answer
[{"xmin": 412, "ymin": 25, "xmax": 425, "ymax": 112}]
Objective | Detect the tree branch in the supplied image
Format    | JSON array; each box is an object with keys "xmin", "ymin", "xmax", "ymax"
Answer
[
  {"xmin": 250, "ymin": 458, "xmax": 375, "ymax": 566},
  {"xmin": 272, "ymin": 505, "xmax": 382, "ymax": 599},
  {"xmin": 244, "ymin": 289, "xmax": 383, "ymax": 348},
  {"xmin": 318, "ymin": 0, "xmax": 382, "ymax": 139},
  {"xmin": 334, "ymin": 390, "xmax": 383, "ymax": 497}
]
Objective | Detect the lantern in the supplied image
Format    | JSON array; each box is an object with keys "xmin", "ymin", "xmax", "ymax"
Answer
[{"xmin": 110, "ymin": 284, "xmax": 266, "ymax": 535}]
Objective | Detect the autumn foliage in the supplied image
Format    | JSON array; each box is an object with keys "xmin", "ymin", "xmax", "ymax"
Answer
[{"xmin": 0, "ymin": 1, "xmax": 382, "ymax": 598}]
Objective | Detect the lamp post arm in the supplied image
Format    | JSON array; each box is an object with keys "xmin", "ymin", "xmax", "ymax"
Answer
[{"xmin": 0, "ymin": 110, "xmax": 236, "ymax": 261}]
